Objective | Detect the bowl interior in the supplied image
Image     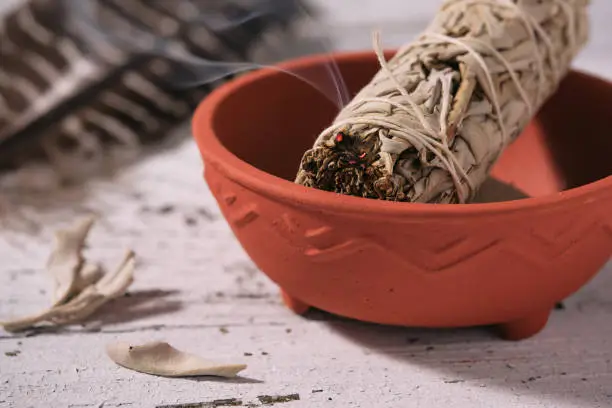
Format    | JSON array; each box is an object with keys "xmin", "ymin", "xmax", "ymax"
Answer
[{"xmin": 211, "ymin": 53, "xmax": 612, "ymax": 198}]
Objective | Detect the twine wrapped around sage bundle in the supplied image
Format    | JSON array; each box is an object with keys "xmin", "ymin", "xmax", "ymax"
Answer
[{"xmin": 295, "ymin": 0, "xmax": 590, "ymax": 203}]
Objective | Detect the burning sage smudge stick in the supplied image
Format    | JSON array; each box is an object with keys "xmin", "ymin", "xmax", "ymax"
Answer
[{"xmin": 295, "ymin": 0, "xmax": 590, "ymax": 203}]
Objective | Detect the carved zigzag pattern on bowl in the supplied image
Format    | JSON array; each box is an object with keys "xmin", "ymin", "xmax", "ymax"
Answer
[
  {"xmin": 216, "ymin": 184, "xmax": 612, "ymax": 273},
  {"xmin": 268, "ymin": 212, "xmax": 612, "ymax": 273}
]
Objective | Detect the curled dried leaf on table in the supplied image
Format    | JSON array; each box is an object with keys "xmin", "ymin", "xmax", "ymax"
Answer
[
  {"xmin": 1, "ymin": 250, "xmax": 136, "ymax": 332},
  {"xmin": 106, "ymin": 341, "xmax": 247, "ymax": 378},
  {"xmin": 1, "ymin": 216, "xmax": 136, "ymax": 333}
]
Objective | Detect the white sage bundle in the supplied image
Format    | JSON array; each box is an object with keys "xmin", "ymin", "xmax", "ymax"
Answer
[{"xmin": 295, "ymin": 0, "xmax": 590, "ymax": 203}]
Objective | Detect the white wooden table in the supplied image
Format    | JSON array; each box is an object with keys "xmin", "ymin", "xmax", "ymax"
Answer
[{"xmin": 1, "ymin": 1, "xmax": 611, "ymax": 407}]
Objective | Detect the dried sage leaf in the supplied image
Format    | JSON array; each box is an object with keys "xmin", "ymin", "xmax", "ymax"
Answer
[
  {"xmin": 48, "ymin": 250, "xmax": 136, "ymax": 326},
  {"xmin": 1, "ymin": 251, "xmax": 135, "ymax": 332},
  {"xmin": 106, "ymin": 341, "xmax": 247, "ymax": 378}
]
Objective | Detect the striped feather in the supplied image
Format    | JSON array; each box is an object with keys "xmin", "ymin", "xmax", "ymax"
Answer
[{"xmin": 0, "ymin": 0, "xmax": 310, "ymax": 179}]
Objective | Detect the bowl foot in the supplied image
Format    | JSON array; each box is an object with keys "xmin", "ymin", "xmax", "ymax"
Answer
[
  {"xmin": 496, "ymin": 309, "xmax": 551, "ymax": 340},
  {"xmin": 281, "ymin": 290, "xmax": 311, "ymax": 315}
]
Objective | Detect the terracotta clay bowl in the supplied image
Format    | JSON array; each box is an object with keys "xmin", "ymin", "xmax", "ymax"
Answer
[{"xmin": 192, "ymin": 50, "xmax": 612, "ymax": 340}]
